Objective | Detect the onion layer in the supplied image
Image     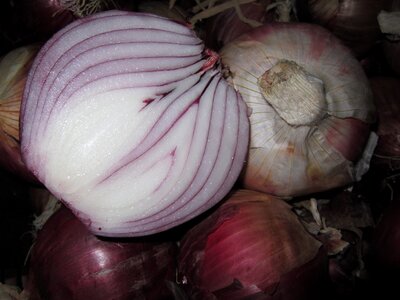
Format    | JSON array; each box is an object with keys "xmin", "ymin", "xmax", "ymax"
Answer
[
  {"xmin": 178, "ymin": 189, "xmax": 328, "ymax": 299},
  {"xmin": 220, "ymin": 22, "xmax": 376, "ymax": 197},
  {"xmin": 20, "ymin": 10, "xmax": 249, "ymax": 237},
  {"xmin": 24, "ymin": 206, "xmax": 178, "ymax": 300}
]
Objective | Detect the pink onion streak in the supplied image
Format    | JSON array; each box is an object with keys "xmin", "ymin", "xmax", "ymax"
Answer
[
  {"xmin": 20, "ymin": 10, "xmax": 249, "ymax": 237},
  {"xmin": 220, "ymin": 22, "xmax": 377, "ymax": 198}
]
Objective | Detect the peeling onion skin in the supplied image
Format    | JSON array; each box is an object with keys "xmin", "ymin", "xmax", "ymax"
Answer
[
  {"xmin": 24, "ymin": 206, "xmax": 178, "ymax": 300},
  {"xmin": 0, "ymin": 45, "xmax": 40, "ymax": 183},
  {"xmin": 20, "ymin": 10, "xmax": 249, "ymax": 237},
  {"xmin": 178, "ymin": 189, "xmax": 329, "ymax": 300},
  {"xmin": 220, "ymin": 22, "xmax": 375, "ymax": 197}
]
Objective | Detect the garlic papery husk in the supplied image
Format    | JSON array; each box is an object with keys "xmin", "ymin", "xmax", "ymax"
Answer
[{"xmin": 220, "ymin": 22, "xmax": 376, "ymax": 197}]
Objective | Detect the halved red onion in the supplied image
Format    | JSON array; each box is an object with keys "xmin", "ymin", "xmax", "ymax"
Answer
[
  {"xmin": 23, "ymin": 206, "xmax": 178, "ymax": 300},
  {"xmin": 220, "ymin": 22, "xmax": 376, "ymax": 197},
  {"xmin": 20, "ymin": 10, "xmax": 249, "ymax": 237},
  {"xmin": 178, "ymin": 189, "xmax": 329, "ymax": 299}
]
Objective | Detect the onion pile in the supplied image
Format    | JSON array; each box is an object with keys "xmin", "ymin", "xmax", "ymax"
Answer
[
  {"xmin": 178, "ymin": 189, "xmax": 329, "ymax": 299},
  {"xmin": 24, "ymin": 206, "xmax": 178, "ymax": 300},
  {"xmin": 20, "ymin": 10, "xmax": 249, "ymax": 237},
  {"xmin": 0, "ymin": 45, "xmax": 40, "ymax": 183},
  {"xmin": 295, "ymin": 0, "xmax": 393, "ymax": 58},
  {"xmin": 220, "ymin": 22, "xmax": 376, "ymax": 197},
  {"xmin": 202, "ymin": 1, "xmax": 274, "ymax": 50}
]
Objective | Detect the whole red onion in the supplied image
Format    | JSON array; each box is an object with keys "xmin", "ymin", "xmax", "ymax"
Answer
[
  {"xmin": 220, "ymin": 22, "xmax": 376, "ymax": 197},
  {"xmin": 369, "ymin": 77, "xmax": 400, "ymax": 172},
  {"xmin": 202, "ymin": 1, "xmax": 274, "ymax": 50},
  {"xmin": 178, "ymin": 189, "xmax": 329, "ymax": 299},
  {"xmin": 296, "ymin": 0, "xmax": 393, "ymax": 58},
  {"xmin": 24, "ymin": 206, "xmax": 178, "ymax": 300}
]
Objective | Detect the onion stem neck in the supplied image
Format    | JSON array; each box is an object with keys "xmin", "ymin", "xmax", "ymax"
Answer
[{"xmin": 258, "ymin": 60, "xmax": 327, "ymax": 126}]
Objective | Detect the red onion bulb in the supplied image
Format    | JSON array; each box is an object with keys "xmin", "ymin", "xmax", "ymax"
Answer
[
  {"xmin": 220, "ymin": 22, "xmax": 376, "ymax": 197},
  {"xmin": 24, "ymin": 206, "xmax": 178, "ymax": 300},
  {"xmin": 20, "ymin": 10, "xmax": 249, "ymax": 237},
  {"xmin": 296, "ymin": 0, "xmax": 393, "ymax": 58},
  {"xmin": 178, "ymin": 189, "xmax": 329, "ymax": 300}
]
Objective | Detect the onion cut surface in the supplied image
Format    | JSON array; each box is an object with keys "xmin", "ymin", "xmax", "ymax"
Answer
[
  {"xmin": 20, "ymin": 10, "xmax": 249, "ymax": 237},
  {"xmin": 220, "ymin": 22, "xmax": 376, "ymax": 197}
]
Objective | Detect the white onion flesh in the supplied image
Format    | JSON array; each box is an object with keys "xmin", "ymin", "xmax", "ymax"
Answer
[{"xmin": 20, "ymin": 10, "xmax": 249, "ymax": 237}]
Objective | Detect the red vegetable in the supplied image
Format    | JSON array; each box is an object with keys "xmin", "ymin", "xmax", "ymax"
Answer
[
  {"xmin": 296, "ymin": 0, "xmax": 393, "ymax": 58},
  {"xmin": 220, "ymin": 22, "xmax": 376, "ymax": 197},
  {"xmin": 202, "ymin": 1, "xmax": 274, "ymax": 50},
  {"xmin": 178, "ymin": 189, "xmax": 329, "ymax": 299},
  {"xmin": 20, "ymin": 10, "xmax": 249, "ymax": 237},
  {"xmin": 24, "ymin": 206, "xmax": 178, "ymax": 300}
]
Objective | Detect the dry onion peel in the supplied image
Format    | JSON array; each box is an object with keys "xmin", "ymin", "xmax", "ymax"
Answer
[
  {"xmin": 0, "ymin": 45, "xmax": 40, "ymax": 182},
  {"xmin": 20, "ymin": 10, "xmax": 249, "ymax": 237},
  {"xmin": 220, "ymin": 22, "xmax": 376, "ymax": 197}
]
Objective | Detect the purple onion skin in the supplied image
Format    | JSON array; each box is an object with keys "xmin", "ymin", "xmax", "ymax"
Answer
[
  {"xmin": 178, "ymin": 190, "xmax": 330, "ymax": 300},
  {"xmin": 25, "ymin": 206, "xmax": 178, "ymax": 300},
  {"xmin": 203, "ymin": 2, "xmax": 274, "ymax": 51}
]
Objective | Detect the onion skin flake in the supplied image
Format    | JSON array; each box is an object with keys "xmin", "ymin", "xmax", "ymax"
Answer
[{"xmin": 20, "ymin": 10, "xmax": 249, "ymax": 237}]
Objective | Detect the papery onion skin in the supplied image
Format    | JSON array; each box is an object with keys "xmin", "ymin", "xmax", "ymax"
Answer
[
  {"xmin": 296, "ymin": 0, "xmax": 393, "ymax": 58},
  {"xmin": 369, "ymin": 77, "xmax": 400, "ymax": 172},
  {"xmin": 178, "ymin": 189, "xmax": 329, "ymax": 300},
  {"xmin": 203, "ymin": 1, "xmax": 274, "ymax": 51},
  {"xmin": 220, "ymin": 22, "xmax": 375, "ymax": 197},
  {"xmin": 20, "ymin": 10, "xmax": 249, "ymax": 237},
  {"xmin": 0, "ymin": 45, "xmax": 40, "ymax": 183},
  {"xmin": 24, "ymin": 206, "xmax": 178, "ymax": 300}
]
